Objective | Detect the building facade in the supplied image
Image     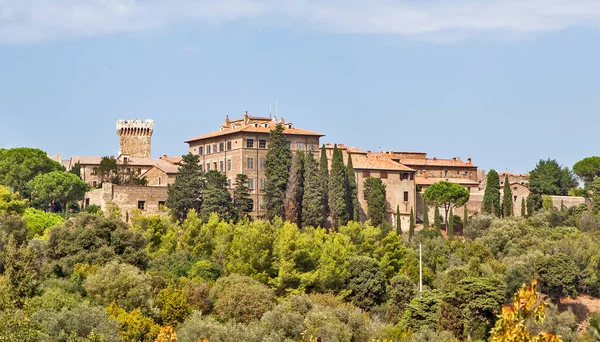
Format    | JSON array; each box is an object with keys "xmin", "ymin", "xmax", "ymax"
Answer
[
  {"xmin": 185, "ymin": 112, "xmax": 323, "ymax": 217},
  {"xmin": 117, "ymin": 119, "xmax": 154, "ymax": 158}
]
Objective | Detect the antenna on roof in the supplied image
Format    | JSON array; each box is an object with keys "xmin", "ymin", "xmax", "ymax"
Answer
[
  {"xmin": 275, "ymin": 100, "xmax": 278, "ymax": 115},
  {"xmin": 269, "ymin": 101, "xmax": 272, "ymax": 118}
]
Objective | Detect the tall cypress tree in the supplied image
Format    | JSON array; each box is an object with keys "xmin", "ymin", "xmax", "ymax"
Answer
[
  {"xmin": 329, "ymin": 145, "xmax": 349, "ymax": 228},
  {"xmin": 233, "ymin": 174, "xmax": 253, "ymax": 221},
  {"xmin": 166, "ymin": 153, "xmax": 205, "ymax": 222},
  {"xmin": 521, "ymin": 197, "xmax": 526, "ymax": 217},
  {"xmin": 482, "ymin": 170, "xmax": 501, "ymax": 217},
  {"xmin": 200, "ymin": 170, "xmax": 234, "ymax": 222},
  {"xmin": 447, "ymin": 207, "xmax": 454, "ymax": 239},
  {"xmin": 363, "ymin": 177, "xmax": 386, "ymax": 227},
  {"xmin": 423, "ymin": 202, "xmax": 429, "ymax": 229},
  {"xmin": 264, "ymin": 124, "xmax": 292, "ymax": 220},
  {"xmin": 434, "ymin": 204, "xmax": 441, "ymax": 229},
  {"xmin": 396, "ymin": 205, "xmax": 401, "ymax": 235},
  {"xmin": 302, "ymin": 152, "xmax": 325, "ymax": 228},
  {"xmin": 463, "ymin": 205, "xmax": 468, "ymax": 231},
  {"xmin": 346, "ymin": 153, "xmax": 359, "ymax": 222},
  {"xmin": 319, "ymin": 144, "xmax": 330, "ymax": 222},
  {"xmin": 284, "ymin": 152, "xmax": 305, "ymax": 226},
  {"xmin": 409, "ymin": 207, "xmax": 415, "ymax": 241},
  {"xmin": 502, "ymin": 175, "xmax": 513, "ymax": 217}
]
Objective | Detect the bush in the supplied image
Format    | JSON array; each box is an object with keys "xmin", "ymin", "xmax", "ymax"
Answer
[
  {"xmin": 23, "ymin": 208, "xmax": 64, "ymax": 237},
  {"xmin": 213, "ymin": 277, "xmax": 276, "ymax": 323},
  {"xmin": 463, "ymin": 214, "xmax": 494, "ymax": 240},
  {"xmin": 188, "ymin": 259, "xmax": 221, "ymax": 281},
  {"xmin": 177, "ymin": 311, "xmax": 281, "ymax": 342}
]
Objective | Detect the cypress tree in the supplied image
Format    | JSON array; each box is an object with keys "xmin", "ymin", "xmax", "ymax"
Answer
[
  {"xmin": 482, "ymin": 170, "xmax": 501, "ymax": 217},
  {"xmin": 463, "ymin": 205, "xmax": 468, "ymax": 231},
  {"xmin": 434, "ymin": 204, "xmax": 441, "ymax": 229},
  {"xmin": 363, "ymin": 177, "xmax": 386, "ymax": 227},
  {"xmin": 166, "ymin": 153, "xmax": 205, "ymax": 222},
  {"xmin": 502, "ymin": 175, "xmax": 513, "ymax": 217},
  {"xmin": 233, "ymin": 174, "xmax": 253, "ymax": 221},
  {"xmin": 264, "ymin": 124, "xmax": 292, "ymax": 220},
  {"xmin": 302, "ymin": 152, "xmax": 325, "ymax": 228},
  {"xmin": 200, "ymin": 170, "xmax": 234, "ymax": 221},
  {"xmin": 447, "ymin": 207, "xmax": 454, "ymax": 239},
  {"xmin": 396, "ymin": 205, "xmax": 401, "ymax": 235},
  {"xmin": 319, "ymin": 144, "xmax": 330, "ymax": 222},
  {"xmin": 284, "ymin": 152, "xmax": 305, "ymax": 226},
  {"xmin": 346, "ymin": 153, "xmax": 359, "ymax": 221},
  {"xmin": 423, "ymin": 202, "xmax": 429, "ymax": 229},
  {"xmin": 329, "ymin": 145, "xmax": 349, "ymax": 228},
  {"xmin": 521, "ymin": 197, "xmax": 526, "ymax": 217},
  {"xmin": 409, "ymin": 207, "xmax": 415, "ymax": 241}
]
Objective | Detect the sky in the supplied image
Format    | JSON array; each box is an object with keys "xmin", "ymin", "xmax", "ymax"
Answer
[{"xmin": 1, "ymin": 0, "xmax": 600, "ymax": 173}]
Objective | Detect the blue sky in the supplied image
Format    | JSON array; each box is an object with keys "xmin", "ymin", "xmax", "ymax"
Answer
[{"xmin": 1, "ymin": 0, "xmax": 600, "ymax": 173}]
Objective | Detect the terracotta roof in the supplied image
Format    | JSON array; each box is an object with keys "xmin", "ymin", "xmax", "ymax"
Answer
[
  {"xmin": 323, "ymin": 143, "xmax": 367, "ymax": 154},
  {"xmin": 400, "ymin": 157, "xmax": 475, "ymax": 167},
  {"xmin": 185, "ymin": 121, "xmax": 324, "ymax": 143},
  {"xmin": 160, "ymin": 155, "xmax": 182, "ymax": 165},
  {"xmin": 146, "ymin": 161, "xmax": 180, "ymax": 174},
  {"xmin": 70, "ymin": 156, "xmax": 180, "ymax": 173},
  {"xmin": 353, "ymin": 157, "xmax": 414, "ymax": 171},
  {"xmin": 498, "ymin": 172, "xmax": 529, "ymax": 177},
  {"xmin": 70, "ymin": 156, "xmax": 103, "ymax": 165},
  {"xmin": 416, "ymin": 177, "xmax": 479, "ymax": 186}
]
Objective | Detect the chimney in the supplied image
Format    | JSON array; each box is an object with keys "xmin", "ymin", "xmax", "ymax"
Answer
[
  {"xmin": 244, "ymin": 111, "xmax": 249, "ymax": 124},
  {"xmin": 433, "ymin": 157, "xmax": 437, "ymax": 160},
  {"xmin": 225, "ymin": 115, "xmax": 230, "ymax": 125},
  {"xmin": 452, "ymin": 157, "xmax": 457, "ymax": 161},
  {"xmin": 467, "ymin": 157, "xmax": 472, "ymax": 164}
]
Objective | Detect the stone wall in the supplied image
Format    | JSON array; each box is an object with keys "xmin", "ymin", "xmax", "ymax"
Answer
[
  {"xmin": 117, "ymin": 119, "xmax": 154, "ymax": 158},
  {"xmin": 84, "ymin": 183, "xmax": 168, "ymax": 218}
]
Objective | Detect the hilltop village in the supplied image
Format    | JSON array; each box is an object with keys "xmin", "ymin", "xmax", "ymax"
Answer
[{"xmin": 58, "ymin": 113, "xmax": 585, "ymax": 228}]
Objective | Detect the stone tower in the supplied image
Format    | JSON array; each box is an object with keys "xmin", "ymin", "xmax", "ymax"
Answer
[{"xmin": 116, "ymin": 119, "xmax": 154, "ymax": 158}]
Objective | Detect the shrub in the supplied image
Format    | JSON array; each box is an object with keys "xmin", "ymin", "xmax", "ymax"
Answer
[{"xmin": 213, "ymin": 278, "xmax": 276, "ymax": 323}]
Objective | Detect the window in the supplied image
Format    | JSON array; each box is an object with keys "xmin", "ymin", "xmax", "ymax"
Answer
[
  {"xmin": 199, "ymin": 146, "xmax": 204, "ymax": 155},
  {"xmin": 246, "ymin": 139, "xmax": 254, "ymax": 148},
  {"xmin": 260, "ymin": 158, "xmax": 265, "ymax": 170},
  {"xmin": 401, "ymin": 173, "xmax": 409, "ymax": 180},
  {"xmin": 227, "ymin": 141, "xmax": 232, "ymax": 150},
  {"xmin": 158, "ymin": 201, "xmax": 165, "ymax": 207},
  {"xmin": 259, "ymin": 140, "xmax": 267, "ymax": 148},
  {"xmin": 138, "ymin": 201, "xmax": 146, "ymax": 210},
  {"xmin": 513, "ymin": 186, "xmax": 518, "ymax": 190},
  {"xmin": 85, "ymin": 198, "xmax": 90, "ymax": 207},
  {"xmin": 380, "ymin": 171, "xmax": 388, "ymax": 179},
  {"xmin": 213, "ymin": 144, "xmax": 217, "ymax": 153},
  {"xmin": 158, "ymin": 176, "xmax": 162, "ymax": 185},
  {"xmin": 403, "ymin": 192, "xmax": 409, "ymax": 202},
  {"xmin": 207, "ymin": 145, "xmax": 211, "ymax": 154},
  {"xmin": 444, "ymin": 170, "xmax": 449, "ymax": 177},
  {"xmin": 219, "ymin": 160, "xmax": 224, "ymax": 172},
  {"xmin": 213, "ymin": 162, "xmax": 217, "ymax": 170},
  {"xmin": 308, "ymin": 143, "xmax": 316, "ymax": 151},
  {"xmin": 92, "ymin": 181, "xmax": 97, "ymax": 188},
  {"xmin": 409, "ymin": 173, "xmax": 414, "ymax": 180},
  {"xmin": 286, "ymin": 141, "xmax": 291, "ymax": 148},
  {"xmin": 260, "ymin": 178, "xmax": 265, "ymax": 191},
  {"xmin": 227, "ymin": 179, "xmax": 232, "ymax": 188},
  {"xmin": 296, "ymin": 142, "xmax": 305, "ymax": 150},
  {"xmin": 206, "ymin": 163, "xmax": 210, "ymax": 170},
  {"xmin": 464, "ymin": 171, "xmax": 469, "ymax": 177},
  {"xmin": 219, "ymin": 142, "xmax": 224, "ymax": 152},
  {"xmin": 247, "ymin": 157, "xmax": 254, "ymax": 169},
  {"xmin": 364, "ymin": 171, "xmax": 370, "ymax": 177},
  {"xmin": 248, "ymin": 178, "xmax": 255, "ymax": 191},
  {"xmin": 227, "ymin": 159, "xmax": 232, "ymax": 171},
  {"xmin": 514, "ymin": 195, "xmax": 517, "ymax": 202}
]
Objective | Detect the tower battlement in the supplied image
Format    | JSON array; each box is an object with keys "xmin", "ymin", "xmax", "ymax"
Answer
[{"xmin": 116, "ymin": 119, "xmax": 154, "ymax": 158}]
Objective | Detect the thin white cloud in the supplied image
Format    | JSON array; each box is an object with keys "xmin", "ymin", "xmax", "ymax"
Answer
[{"xmin": 1, "ymin": 0, "xmax": 600, "ymax": 43}]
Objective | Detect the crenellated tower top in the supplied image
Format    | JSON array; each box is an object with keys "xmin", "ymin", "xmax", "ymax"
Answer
[{"xmin": 116, "ymin": 119, "xmax": 154, "ymax": 158}]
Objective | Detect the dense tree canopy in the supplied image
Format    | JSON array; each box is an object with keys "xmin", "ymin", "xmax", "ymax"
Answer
[
  {"xmin": 0, "ymin": 148, "xmax": 63, "ymax": 194},
  {"xmin": 26, "ymin": 171, "xmax": 88, "ymax": 211},
  {"xmin": 529, "ymin": 159, "xmax": 577, "ymax": 196},
  {"xmin": 482, "ymin": 170, "xmax": 501, "ymax": 217},
  {"xmin": 166, "ymin": 153, "xmax": 204, "ymax": 222},
  {"xmin": 573, "ymin": 156, "xmax": 600, "ymax": 188},
  {"xmin": 264, "ymin": 124, "xmax": 292, "ymax": 220},
  {"xmin": 363, "ymin": 177, "xmax": 387, "ymax": 227},
  {"xmin": 423, "ymin": 181, "xmax": 470, "ymax": 226}
]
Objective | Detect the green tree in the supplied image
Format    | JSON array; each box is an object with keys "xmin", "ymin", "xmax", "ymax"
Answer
[
  {"xmin": 95, "ymin": 156, "xmax": 118, "ymax": 183},
  {"xmin": 166, "ymin": 153, "xmax": 204, "ymax": 222},
  {"xmin": 396, "ymin": 205, "xmax": 401, "ymax": 235},
  {"xmin": 521, "ymin": 197, "xmax": 526, "ymax": 217},
  {"xmin": 346, "ymin": 153, "xmax": 359, "ymax": 221},
  {"xmin": 232, "ymin": 174, "xmax": 253, "ymax": 220},
  {"xmin": 156, "ymin": 286, "xmax": 192, "ymax": 326},
  {"xmin": 212, "ymin": 274, "xmax": 276, "ymax": 323},
  {"xmin": 463, "ymin": 206, "xmax": 469, "ymax": 231},
  {"xmin": 363, "ymin": 177, "xmax": 386, "ymax": 227},
  {"xmin": 22, "ymin": 207, "xmax": 64, "ymax": 237},
  {"xmin": 529, "ymin": 159, "xmax": 577, "ymax": 196},
  {"xmin": 0, "ymin": 147, "xmax": 63, "ymax": 194},
  {"xmin": 386, "ymin": 275, "xmax": 417, "ymax": 323},
  {"xmin": 422, "ymin": 181, "xmax": 470, "ymax": 228},
  {"xmin": 347, "ymin": 256, "xmax": 387, "ymax": 311},
  {"xmin": 482, "ymin": 170, "xmax": 501, "ymax": 216},
  {"xmin": 264, "ymin": 124, "xmax": 292, "ymax": 220},
  {"xmin": 284, "ymin": 152, "xmax": 305, "ymax": 226},
  {"xmin": 537, "ymin": 253, "xmax": 579, "ymax": 304},
  {"xmin": 302, "ymin": 152, "xmax": 325, "ymax": 228},
  {"xmin": 502, "ymin": 175, "xmax": 513, "ymax": 217},
  {"xmin": 423, "ymin": 202, "xmax": 429, "ymax": 229},
  {"xmin": 434, "ymin": 205, "xmax": 441, "ymax": 229},
  {"xmin": 329, "ymin": 145, "xmax": 349, "ymax": 228},
  {"xmin": 447, "ymin": 207, "xmax": 454, "ymax": 239},
  {"xmin": 573, "ymin": 156, "xmax": 600, "ymax": 189},
  {"xmin": 319, "ymin": 144, "xmax": 330, "ymax": 222},
  {"xmin": 27, "ymin": 171, "xmax": 88, "ymax": 211},
  {"xmin": 200, "ymin": 170, "xmax": 234, "ymax": 221},
  {"xmin": 69, "ymin": 162, "xmax": 82, "ymax": 179},
  {"xmin": 0, "ymin": 185, "xmax": 29, "ymax": 215},
  {"xmin": 591, "ymin": 176, "xmax": 600, "ymax": 214},
  {"xmin": 105, "ymin": 302, "xmax": 160, "ymax": 342},
  {"xmin": 409, "ymin": 207, "xmax": 415, "ymax": 241},
  {"xmin": 0, "ymin": 235, "xmax": 39, "ymax": 309}
]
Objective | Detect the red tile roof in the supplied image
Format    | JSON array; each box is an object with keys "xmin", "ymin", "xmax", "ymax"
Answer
[
  {"xmin": 160, "ymin": 155, "xmax": 183, "ymax": 165},
  {"xmin": 185, "ymin": 120, "xmax": 324, "ymax": 143},
  {"xmin": 353, "ymin": 157, "xmax": 414, "ymax": 171},
  {"xmin": 400, "ymin": 157, "xmax": 475, "ymax": 167}
]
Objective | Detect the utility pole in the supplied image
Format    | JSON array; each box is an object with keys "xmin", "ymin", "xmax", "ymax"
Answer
[{"xmin": 419, "ymin": 242, "xmax": 423, "ymax": 294}]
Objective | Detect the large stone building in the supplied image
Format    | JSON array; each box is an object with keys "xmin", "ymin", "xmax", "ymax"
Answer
[
  {"xmin": 117, "ymin": 119, "xmax": 154, "ymax": 158},
  {"xmin": 185, "ymin": 112, "xmax": 323, "ymax": 217}
]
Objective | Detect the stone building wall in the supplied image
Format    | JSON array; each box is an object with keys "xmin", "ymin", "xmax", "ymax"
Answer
[
  {"xmin": 117, "ymin": 119, "xmax": 154, "ymax": 158},
  {"xmin": 84, "ymin": 183, "xmax": 168, "ymax": 218}
]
